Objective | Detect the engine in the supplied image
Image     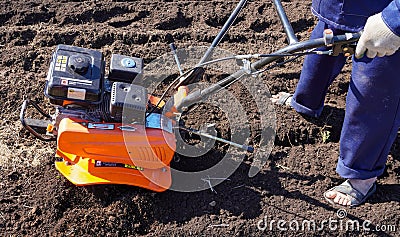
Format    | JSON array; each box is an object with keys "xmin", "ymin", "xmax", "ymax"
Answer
[{"xmin": 45, "ymin": 44, "xmax": 147, "ymax": 124}]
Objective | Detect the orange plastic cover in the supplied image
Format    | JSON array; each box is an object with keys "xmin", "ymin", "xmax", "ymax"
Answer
[
  {"xmin": 55, "ymin": 155, "xmax": 171, "ymax": 192},
  {"xmin": 57, "ymin": 117, "xmax": 176, "ymax": 169}
]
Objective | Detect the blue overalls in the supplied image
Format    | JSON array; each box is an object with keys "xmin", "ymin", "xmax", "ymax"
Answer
[{"xmin": 291, "ymin": 0, "xmax": 400, "ymax": 179}]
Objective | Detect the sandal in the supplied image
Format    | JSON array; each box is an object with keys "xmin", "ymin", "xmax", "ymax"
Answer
[
  {"xmin": 324, "ymin": 180, "xmax": 376, "ymax": 207},
  {"xmin": 271, "ymin": 92, "xmax": 293, "ymax": 106}
]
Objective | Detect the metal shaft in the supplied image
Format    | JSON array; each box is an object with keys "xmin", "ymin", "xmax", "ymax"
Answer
[
  {"xmin": 170, "ymin": 43, "xmax": 184, "ymax": 75},
  {"xmin": 272, "ymin": 0, "xmax": 298, "ymax": 45},
  {"xmin": 198, "ymin": 0, "xmax": 248, "ymax": 64},
  {"xmin": 178, "ymin": 126, "xmax": 254, "ymax": 153}
]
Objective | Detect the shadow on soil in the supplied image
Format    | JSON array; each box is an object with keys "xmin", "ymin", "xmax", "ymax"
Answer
[{"xmin": 81, "ymin": 156, "xmax": 399, "ymax": 229}]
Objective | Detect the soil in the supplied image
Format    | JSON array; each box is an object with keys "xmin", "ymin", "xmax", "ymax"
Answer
[{"xmin": 0, "ymin": 0, "xmax": 399, "ymax": 236}]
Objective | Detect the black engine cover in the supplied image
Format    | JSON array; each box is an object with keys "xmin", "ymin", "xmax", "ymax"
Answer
[{"xmin": 45, "ymin": 44, "xmax": 104, "ymax": 105}]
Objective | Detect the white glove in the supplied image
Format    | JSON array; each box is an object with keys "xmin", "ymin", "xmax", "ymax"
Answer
[{"xmin": 355, "ymin": 13, "xmax": 400, "ymax": 58}]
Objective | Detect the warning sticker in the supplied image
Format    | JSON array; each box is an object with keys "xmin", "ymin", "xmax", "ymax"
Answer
[
  {"xmin": 94, "ymin": 160, "xmax": 144, "ymax": 171},
  {"xmin": 67, "ymin": 87, "xmax": 86, "ymax": 100},
  {"xmin": 61, "ymin": 77, "xmax": 93, "ymax": 86},
  {"xmin": 55, "ymin": 55, "xmax": 68, "ymax": 72}
]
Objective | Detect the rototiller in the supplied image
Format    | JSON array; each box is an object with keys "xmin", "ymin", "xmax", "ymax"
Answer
[{"xmin": 20, "ymin": 0, "xmax": 361, "ymax": 192}]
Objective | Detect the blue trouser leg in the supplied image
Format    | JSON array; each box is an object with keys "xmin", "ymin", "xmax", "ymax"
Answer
[
  {"xmin": 336, "ymin": 53, "xmax": 400, "ymax": 179},
  {"xmin": 291, "ymin": 21, "xmax": 347, "ymax": 117}
]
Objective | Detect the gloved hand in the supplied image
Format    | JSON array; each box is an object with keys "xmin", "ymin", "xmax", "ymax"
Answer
[{"xmin": 355, "ymin": 13, "xmax": 400, "ymax": 58}]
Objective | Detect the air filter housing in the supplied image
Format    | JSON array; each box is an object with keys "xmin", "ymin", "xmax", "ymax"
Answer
[{"xmin": 108, "ymin": 54, "xmax": 143, "ymax": 83}]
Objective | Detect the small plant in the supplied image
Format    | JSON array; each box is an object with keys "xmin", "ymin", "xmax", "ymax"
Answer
[{"xmin": 320, "ymin": 126, "xmax": 331, "ymax": 143}]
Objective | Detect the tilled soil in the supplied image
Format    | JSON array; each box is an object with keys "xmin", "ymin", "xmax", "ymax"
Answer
[{"xmin": 0, "ymin": 1, "xmax": 399, "ymax": 236}]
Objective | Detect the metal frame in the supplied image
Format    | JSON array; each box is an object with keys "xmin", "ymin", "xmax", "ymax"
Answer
[
  {"xmin": 175, "ymin": 0, "xmax": 361, "ymax": 110},
  {"xmin": 20, "ymin": 100, "xmax": 55, "ymax": 141}
]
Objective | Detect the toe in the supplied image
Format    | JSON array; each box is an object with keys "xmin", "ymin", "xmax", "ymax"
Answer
[
  {"xmin": 345, "ymin": 199, "xmax": 351, "ymax": 206},
  {"xmin": 324, "ymin": 190, "xmax": 336, "ymax": 199},
  {"xmin": 336, "ymin": 193, "xmax": 352, "ymax": 206},
  {"xmin": 338, "ymin": 196, "xmax": 346, "ymax": 205},
  {"xmin": 335, "ymin": 192, "xmax": 349, "ymax": 206},
  {"xmin": 334, "ymin": 194, "xmax": 341, "ymax": 204}
]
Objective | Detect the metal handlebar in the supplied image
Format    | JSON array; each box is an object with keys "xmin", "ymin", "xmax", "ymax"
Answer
[{"xmin": 175, "ymin": 31, "xmax": 361, "ymax": 111}]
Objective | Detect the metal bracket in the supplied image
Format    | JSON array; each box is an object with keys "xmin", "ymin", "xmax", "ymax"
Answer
[
  {"xmin": 323, "ymin": 29, "xmax": 358, "ymax": 56},
  {"xmin": 242, "ymin": 59, "xmax": 252, "ymax": 74}
]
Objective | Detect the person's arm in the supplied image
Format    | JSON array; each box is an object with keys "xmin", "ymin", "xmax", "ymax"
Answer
[
  {"xmin": 382, "ymin": 0, "xmax": 400, "ymax": 36},
  {"xmin": 355, "ymin": 0, "xmax": 400, "ymax": 58}
]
